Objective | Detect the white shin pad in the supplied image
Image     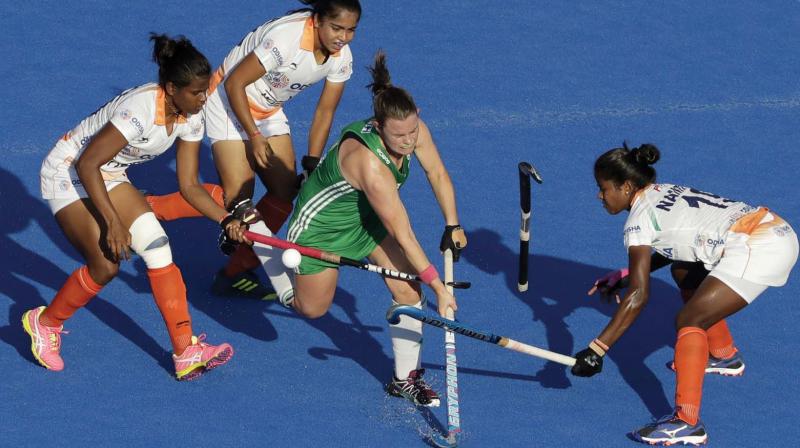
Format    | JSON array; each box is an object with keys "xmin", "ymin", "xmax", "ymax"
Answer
[
  {"xmin": 249, "ymin": 221, "xmax": 295, "ymax": 304},
  {"xmin": 390, "ymin": 297, "xmax": 424, "ymax": 380}
]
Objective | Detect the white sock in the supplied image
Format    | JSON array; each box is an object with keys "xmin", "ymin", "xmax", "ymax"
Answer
[
  {"xmin": 390, "ymin": 297, "xmax": 424, "ymax": 380},
  {"xmin": 249, "ymin": 221, "xmax": 295, "ymax": 304}
]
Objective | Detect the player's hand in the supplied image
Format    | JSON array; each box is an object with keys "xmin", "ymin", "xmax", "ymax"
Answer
[
  {"xmin": 249, "ymin": 133, "xmax": 273, "ymax": 169},
  {"xmin": 436, "ymin": 288, "xmax": 458, "ymax": 318},
  {"xmin": 296, "ymin": 155, "xmax": 321, "ymax": 189},
  {"xmin": 588, "ymin": 268, "xmax": 629, "ymax": 303},
  {"xmin": 218, "ymin": 199, "xmax": 261, "ymax": 255},
  {"xmin": 440, "ymin": 225, "xmax": 467, "ymax": 261},
  {"xmin": 571, "ymin": 346, "xmax": 604, "ymax": 377},
  {"xmin": 106, "ymin": 216, "xmax": 131, "ymax": 262},
  {"xmin": 223, "ymin": 219, "xmax": 248, "ymax": 243}
]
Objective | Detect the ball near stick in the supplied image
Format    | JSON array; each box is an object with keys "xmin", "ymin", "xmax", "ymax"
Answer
[{"xmin": 281, "ymin": 248, "xmax": 302, "ymax": 269}]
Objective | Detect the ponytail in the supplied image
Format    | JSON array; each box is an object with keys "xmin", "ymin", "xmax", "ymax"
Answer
[
  {"xmin": 367, "ymin": 50, "xmax": 416, "ymax": 124},
  {"xmin": 149, "ymin": 33, "xmax": 211, "ymax": 88}
]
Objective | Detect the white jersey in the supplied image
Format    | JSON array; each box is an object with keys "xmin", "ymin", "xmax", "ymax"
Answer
[
  {"xmin": 209, "ymin": 11, "xmax": 353, "ymax": 119},
  {"xmin": 623, "ymin": 183, "xmax": 759, "ymax": 266},
  {"xmin": 40, "ymin": 83, "xmax": 204, "ymax": 199}
]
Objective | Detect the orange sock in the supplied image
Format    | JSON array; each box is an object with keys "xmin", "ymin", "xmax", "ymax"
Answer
[
  {"xmin": 706, "ymin": 320, "xmax": 737, "ymax": 359},
  {"xmin": 680, "ymin": 289, "xmax": 737, "ymax": 359},
  {"xmin": 223, "ymin": 194, "xmax": 293, "ymax": 278},
  {"xmin": 40, "ymin": 266, "xmax": 103, "ymax": 327},
  {"xmin": 147, "ymin": 183, "xmax": 224, "ymax": 221},
  {"xmin": 674, "ymin": 326, "xmax": 708, "ymax": 425},
  {"xmin": 147, "ymin": 264, "xmax": 193, "ymax": 354}
]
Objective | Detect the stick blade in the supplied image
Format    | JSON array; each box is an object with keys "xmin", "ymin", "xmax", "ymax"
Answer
[
  {"xmin": 519, "ymin": 162, "xmax": 543, "ymax": 184},
  {"xmin": 430, "ymin": 431, "xmax": 457, "ymax": 448}
]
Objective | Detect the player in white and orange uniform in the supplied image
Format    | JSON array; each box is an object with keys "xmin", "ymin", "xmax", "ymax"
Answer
[
  {"xmin": 24, "ymin": 35, "xmax": 239, "ymax": 381},
  {"xmin": 571, "ymin": 143, "xmax": 798, "ymax": 446},
  {"xmin": 146, "ymin": 1, "xmax": 361, "ymax": 302}
]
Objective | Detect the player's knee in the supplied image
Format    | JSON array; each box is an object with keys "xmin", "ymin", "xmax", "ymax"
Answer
[
  {"xmin": 295, "ymin": 301, "xmax": 329, "ymax": 319},
  {"xmin": 87, "ymin": 261, "xmax": 119, "ymax": 285},
  {"xmin": 128, "ymin": 212, "xmax": 173, "ymax": 269},
  {"xmin": 675, "ymin": 308, "xmax": 714, "ymax": 331}
]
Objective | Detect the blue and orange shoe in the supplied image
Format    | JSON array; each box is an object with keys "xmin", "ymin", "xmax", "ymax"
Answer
[
  {"xmin": 173, "ymin": 334, "xmax": 234, "ymax": 381},
  {"xmin": 633, "ymin": 414, "xmax": 707, "ymax": 446},
  {"xmin": 705, "ymin": 353, "xmax": 745, "ymax": 376},
  {"xmin": 669, "ymin": 352, "xmax": 745, "ymax": 377}
]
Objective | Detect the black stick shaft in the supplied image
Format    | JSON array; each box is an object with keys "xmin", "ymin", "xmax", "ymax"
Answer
[{"xmin": 518, "ymin": 163, "xmax": 532, "ymax": 292}]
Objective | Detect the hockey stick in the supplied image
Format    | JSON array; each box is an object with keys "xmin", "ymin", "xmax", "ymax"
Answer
[
  {"xmin": 517, "ymin": 162, "xmax": 543, "ymax": 292},
  {"xmin": 430, "ymin": 249, "xmax": 460, "ymax": 448},
  {"xmin": 386, "ymin": 305, "xmax": 575, "ymax": 367},
  {"xmin": 244, "ymin": 230, "xmax": 471, "ymax": 289}
]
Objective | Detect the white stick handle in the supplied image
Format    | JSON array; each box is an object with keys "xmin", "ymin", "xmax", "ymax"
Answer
[{"xmin": 499, "ymin": 337, "xmax": 576, "ymax": 366}]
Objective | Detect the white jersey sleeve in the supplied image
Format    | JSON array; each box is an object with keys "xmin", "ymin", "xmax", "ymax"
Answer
[
  {"xmin": 623, "ymin": 206, "xmax": 657, "ymax": 248},
  {"xmin": 325, "ymin": 45, "xmax": 353, "ymax": 83},
  {"xmin": 252, "ymin": 24, "xmax": 300, "ymax": 74},
  {"xmin": 177, "ymin": 114, "xmax": 205, "ymax": 142},
  {"xmin": 109, "ymin": 96, "xmax": 154, "ymax": 142}
]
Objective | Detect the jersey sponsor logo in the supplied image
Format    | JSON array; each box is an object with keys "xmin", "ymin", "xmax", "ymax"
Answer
[
  {"xmin": 270, "ymin": 47, "xmax": 284, "ymax": 66},
  {"xmin": 130, "ymin": 117, "xmax": 145, "ymax": 136},
  {"xmin": 360, "ymin": 122, "xmax": 374, "ymax": 133},
  {"xmin": 655, "ymin": 185, "xmax": 688, "ymax": 212},
  {"xmin": 705, "ymin": 238, "xmax": 725, "ymax": 249},
  {"xmin": 290, "ymin": 82, "xmax": 310, "ymax": 91},
  {"xmin": 105, "ymin": 153, "xmax": 157, "ymax": 169},
  {"xmin": 375, "ymin": 147, "xmax": 391, "ymax": 166},
  {"xmin": 122, "ymin": 146, "xmax": 142, "ymax": 156},
  {"xmin": 624, "ymin": 225, "xmax": 641, "ymax": 235}
]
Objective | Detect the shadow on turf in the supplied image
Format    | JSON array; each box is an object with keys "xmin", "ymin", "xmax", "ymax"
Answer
[
  {"xmin": 460, "ymin": 228, "xmax": 683, "ymax": 418},
  {"xmin": 0, "ymin": 166, "xmax": 187, "ymax": 374}
]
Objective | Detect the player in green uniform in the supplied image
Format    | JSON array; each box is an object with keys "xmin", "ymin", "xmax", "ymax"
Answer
[{"xmin": 285, "ymin": 50, "xmax": 467, "ymax": 407}]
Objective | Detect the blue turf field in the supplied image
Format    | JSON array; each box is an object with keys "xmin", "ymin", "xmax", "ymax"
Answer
[{"xmin": 2, "ymin": 1, "xmax": 799, "ymax": 446}]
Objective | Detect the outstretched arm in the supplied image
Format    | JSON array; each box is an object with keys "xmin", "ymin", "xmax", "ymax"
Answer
[
  {"xmin": 308, "ymin": 80, "xmax": 345, "ymax": 159},
  {"xmin": 175, "ymin": 139, "xmax": 248, "ymax": 244},
  {"xmin": 414, "ymin": 120, "xmax": 459, "ymax": 225},
  {"xmin": 413, "ymin": 119, "xmax": 467, "ymax": 259},
  {"xmin": 342, "ymin": 142, "xmax": 456, "ymax": 316},
  {"xmin": 572, "ymin": 245, "xmax": 652, "ymax": 377},
  {"xmin": 596, "ymin": 245, "xmax": 653, "ymax": 347}
]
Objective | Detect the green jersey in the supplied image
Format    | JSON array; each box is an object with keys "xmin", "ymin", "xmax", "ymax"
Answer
[{"xmin": 287, "ymin": 119, "xmax": 411, "ymax": 274}]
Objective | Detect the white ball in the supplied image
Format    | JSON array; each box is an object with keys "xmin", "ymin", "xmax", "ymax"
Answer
[{"xmin": 281, "ymin": 248, "xmax": 302, "ymax": 269}]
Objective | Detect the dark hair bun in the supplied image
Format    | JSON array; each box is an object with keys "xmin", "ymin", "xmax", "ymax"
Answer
[{"xmin": 632, "ymin": 143, "xmax": 660, "ymax": 166}]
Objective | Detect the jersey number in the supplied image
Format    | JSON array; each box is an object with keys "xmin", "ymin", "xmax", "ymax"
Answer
[{"xmin": 681, "ymin": 188, "xmax": 736, "ymax": 209}]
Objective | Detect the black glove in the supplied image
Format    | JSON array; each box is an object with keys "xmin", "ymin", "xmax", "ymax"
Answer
[
  {"xmin": 439, "ymin": 225, "xmax": 467, "ymax": 261},
  {"xmin": 296, "ymin": 155, "xmax": 321, "ymax": 188},
  {"xmin": 571, "ymin": 346, "xmax": 604, "ymax": 377},
  {"xmin": 218, "ymin": 199, "xmax": 262, "ymax": 255}
]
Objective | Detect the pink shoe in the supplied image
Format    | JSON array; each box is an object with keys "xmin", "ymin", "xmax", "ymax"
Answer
[
  {"xmin": 21, "ymin": 306, "xmax": 66, "ymax": 371},
  {"xmin": 173, "ymin": 334, "xmax": 234, "ymax": 381}
]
